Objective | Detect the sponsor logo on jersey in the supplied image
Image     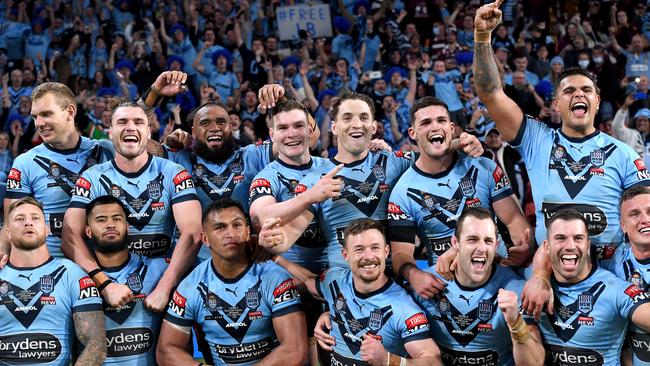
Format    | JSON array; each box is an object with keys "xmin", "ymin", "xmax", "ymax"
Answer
[
  {"xmin": 74, "ymin": 177, "xmax": 92, "ymax": 198},
  {"xmin": 625, "ymin": 284, "xmax": 649, "ymax": 304},
  {"xmin": 405, "ymin": 312, "xmax": 428, "ymax": 332},
  {"xmin": 439, "ymin": 345, "xmax": 498, "ymax": 366},
  {"xmin": 78, "ymin": 276, "xmax": 99, "ymax": 300},
  {"xmin": 492, "ymin": 165, "xmax": 510, "ymax": 190},
  {"xmin": 590, "ymin": 149, "xmax": 604, "ymax": 166},
  {"xmin": 7, "ymin": 168, "xmax": 21, "ymax": 189},
  {"xmin": 0, "ymin": 333, "xmax": 62, "ymax": 363},
  {"xmin": 147, "ymin": 182, "xmax": 162, "ymax": 200},
  {"xmin": 294, "ymin": 184, "xmax": 307, "ymax": 195},
  {"xmin": 578, "ymin": 293, "xmax": 592, "ymax": 313},
  {"xmin": 246, "ymin": 289, "xmax": 260, "ymax": 309},
  {"xmin": 214, "ymin": 337, "xmax": 273, "ymax": 364},
  {"xmin": 169, "ymin": 290, "xmax": 186, "ymax": 317},
  {"xmin": 273, "ymin": 279, "xmax": 297, "ymax": 304},
  {"xmin": 249, "ymin": 178, "xmax": 272, "ymax": 197},
  {"xmin": 106, "ymin": 328, "xmax": 153, "ymax": 357},
  {"xmin": 478, "ymin": 300, "xmax": 493, "ymax": 321},
  {"xmin": 173, "ymin": 170, "xmax": 194, "ymax": 193},
  {"xmin": 577, "ymin": 316, "xmax": 594, "ymax": 325},
  {"xmin": 127, "ymin": 234, "xmax": 171, "ymax": 257},
  {"xmin": 630, "ymin": 332, "xmax": 650, "ymax": 362},
  {"xmin": 546, "ymin": 344, "xmax": 604, "ymax": 366},
  {"xmin": 387, "ymin": 202, "xmax": 409, "ymax": 221},
  {"xmin": 541, "ymin": 202, "xmax": 607, "ymax": 237},
  {"xmin": 39, "ymin": 276, "xmax": 53, "ymax": 294}
]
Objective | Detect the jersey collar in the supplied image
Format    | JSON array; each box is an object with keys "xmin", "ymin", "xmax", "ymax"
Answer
[
  {"xmin": 44, "ymin": 136, "xmax": 82, "ymax": 155},
  {"xmin": 453, "ymin": 263, "xmax": 497, "ymax": 291},
  {"xmin": 552, "ymin": 262, "xmax": 598, "ymax": 288},
  {"xmin": 7, "ymin": 256, "xmax": 54, "ymax": 270},
  {"xmin": 111, "ymin": 153, "xmax": 153, "ymax": 178},
  {"xmin": 330, "ymin": 151, "xmax": 371, "ymax": 168},
  {"xmin": 97, "ymin": 252, "xmax": 132, "ymax": 273},
  {"xmin": 277, "ymin": 156, "xmax": 313, "ymax": 170},
  {"xmin": 352, "ymin": 275, "xmax": 393, "ymax": 299},
  {"xmin": 412, "ymin": 152, "xmax": 458, "ymax": 179},
  {"xmin": 211, "ymin": 260, "xmax": 253, "ymax": 284},
  {"xmin": 559, "ymin": 128, "xmax": 600, "ymax": 143}
]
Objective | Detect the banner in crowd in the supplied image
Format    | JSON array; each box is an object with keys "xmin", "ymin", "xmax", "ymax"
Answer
[{"xmin": 277, "ymin": 4, "xmax": 332, "ymax": 41}]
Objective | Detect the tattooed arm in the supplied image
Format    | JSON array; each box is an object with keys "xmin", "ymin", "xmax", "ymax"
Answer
[
  {"xmin": 473, "ymin": 0, "xmax": 524, "ymax": 142},
  {"xmin": 73, "ymin": 310, "xmax": 107, "ymax": 366}
]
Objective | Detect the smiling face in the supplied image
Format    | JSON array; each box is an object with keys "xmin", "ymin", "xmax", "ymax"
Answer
[
  {"xmin": 552, "ymin": 74, "xmax": 600, "ymax": 136},
  {"xmin": 331, "ymin": 99, "xmax": 376, "ymax": 158},
  {"xmin": 621, "ymin": 193, "xmax": 650, "ymax": 248},
  {"xmin": 544, "ymin": 218, "xmax": 591, "ymax": 284},
  {"xmin": 452, "ymin": 216, "xmax": 497, "ymax": 287},
  {"xmin": 271, "ymin": 109, "xmax": 311, "ymax": 160},
  {"xmin": 342, "ymin": 228, "xmax": 389, "ymax": 284},
  {"xmin": 409, "ymin": 104, "xmax": 454, "ymax": 159},
  {"xmin": 110, "ymin": 106, "xmax": 149, "ymax": 159},
  {"xmin": 31, "ymin": 92, "xmax": 76, "ymax": 146}
]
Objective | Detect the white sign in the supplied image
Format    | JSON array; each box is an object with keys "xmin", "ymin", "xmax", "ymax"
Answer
[{"xmin": 277, "ymin": 4, "xmax": 332, "ymax": 41}]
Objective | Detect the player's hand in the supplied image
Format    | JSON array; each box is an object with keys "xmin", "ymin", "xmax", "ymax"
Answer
[
  {"xmin": 458, "ymin": 132, "xmax": 484, "ymax": 157},
  {"xmin": 521, "ymin": 275, "xmax": 554, "ymax": 321},
  {"xmin": 314, "ymin": 311, "xmax": 336, "ymax": 351},
  {"xmin": 164, "ymin": 128, "xmax": 192, "ymax": 150},
  {"xmin": 258, "ymin": 84, "xmax": 286, "ymax": 109},
  {"xmin": 368, "ymin": 139, "xmax": 392, "ymax": 152},
  {"xmin": 151, "ymin": 71, "xmax": 188, "ymax": 97},
  {"xmin": 102, "ymin": 283, "xmax": 134, "ymax": 308},
  {"xmin": 304, "ymin": 164, "xmax": 344, "ymax": 204},
  {"xmin": 360, "ymin": 333, "xmax": 388, "ymax": 365},
  {"xmin": 409, "ymin": 268, "xmax": 446, "ymax": 299},
  {"xmin": 475, "ymin": 0, "xmax": 504, "ymax": 33},
  {"xmin": 258, "ymin": 217, "xmax": 289, "ymax": 253},
  {"xmin": 144, "ymin": 286, "xmax": 171, "ymax": 313},
  {"xmin": 501, "ymin": 244, "xmax": 532, "ymax": 267},
  {"xmin": 0, "ymin": 253, "xmax": 8, "ymax": 269},
  {"xmin": 497, "ymin": 288, "xmax": 520, "ymax": 324},
  {"xmin": 436, "ymin": 247, "xmax": 458, "ymax": 281}
]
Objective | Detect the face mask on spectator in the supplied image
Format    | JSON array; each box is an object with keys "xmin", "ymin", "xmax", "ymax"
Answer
[
  {"xmin": 593, "ymin": 56, "xmax": 604, "ymax": 65},
  {"xmin": 578, "ymin": 60, "xmax": 590, "ymax": 69}
]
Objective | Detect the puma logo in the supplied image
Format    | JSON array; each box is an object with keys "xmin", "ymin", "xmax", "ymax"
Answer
[
  {"xmin": 225, "ymin": 287, "xmax": 238, "ymax": 296},
  {"xmin": 437, "ymin": 180, "xmax": 452, "ymax": 189},
  {"xmin": 18, "ymin": 274, "xmax": 32, "ymax": 281},
  {"xmin": 459, "ymin": 294, "xmax": 473, "ymax": 306}
]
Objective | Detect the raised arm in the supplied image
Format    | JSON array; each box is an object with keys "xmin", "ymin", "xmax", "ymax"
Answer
[
  {"xmin": 192, "ymin": 42, "xmax": 209, "ymax": 75},
  {"xmin": 473, "ymin": 0, "xmax": 524, "ymax": 142}
]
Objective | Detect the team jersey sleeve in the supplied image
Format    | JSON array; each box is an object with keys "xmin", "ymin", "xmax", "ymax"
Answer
[
  {"xmin": 5, "ymin": 157, "xmax": 33, "ymax": 199},
  {"xmin": 616, "ymin": 279, "xmax": 650, "ymax": 320},
  {"xmin": 398, "ymin": 301, "xmax": 431, "ymax": 344},
  {"xmin": 243, "ymin": 143, "xmax": 272, "ymax": 176},
  {"xmin": 623, "ymin": 153, "xmax": 650, "ymax": 189},
  {"xmin": 69, "ymin": 170, "xmax": 100, "ymax": 209},
  {"xmin": 478, "ymin": 158, "xmax": 514, "ymax": 201},
  {"xmin": 391, "ymin": 150, "xmax": 416, "ymax": 172},
  {"xmin": 97, "ymin": 139, "xmax": 115, "ymax": 159},
  {"xmin": 387, "ymin": 188, "xmax": 417, "ymax": 244},
  {"xmin": 510, "ymin": 116, "xmax": 553, "ymax": 168},
  {"xmin": 164, "ymin": 276, "xmax": 196, "ymax": 328},
  {"xmin": 66, "ymin": 264, "xmax": 102, "ymax": 313},
  {"xmin": 249, "ymin": 170, "xmax": 280, "ymax": 205},
  {"xmin": 166, "ymin": 163, "xmax": 199, "ymax": 204},
  {"xmin": 315, "ymin": 267, "xmax": 345, "ymax": 301},
  {"xmin": 264, "ymin": 264, "xmax": 302, "ymax": 318}
]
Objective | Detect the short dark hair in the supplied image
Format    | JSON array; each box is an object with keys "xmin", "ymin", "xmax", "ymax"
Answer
[
  {"xmin": 8, "ymin": 197, "xmax": 44, "ymax": 218},
  {"xmin": 455, "ymin": 207, "xmax": 494, "ymax": 238},
  {"xmin": 271, "ymin": 99, "xmax": 310, "ymax": 127},
  {"xmin": 107, "ymin": 98, "xmax": 148, "ymax": 125},
  {"xmin": 86, "ymin": 196, "xmax": 128, "ymax": 221},
  {"xmin": 554, "ymin": 67, "xmax": 600, "ymax": 97},
  {"xmin": 202, "ymin": 198, "xmax": 249, "ymax": 225},
  {"xmin": 343, "ymin": 219, "xmax": 385, "ymax": 247},
  {"xmin": 546, "ymin": 209, "xmax": 589, "ymax": 238},
  {"xmin": 621, "ymin": 186, "xmax": 650, "ymax": 208},
  {"xmin": 191, "ymin": 101, "xmax": 229, "ymax": 126},
  {"xmin": 410, "ymin": 96, "xmax": 450, "ymax": 125},
  {"xmin": 330, "ymin": 91, "xmax": 375, "ymax": 122}
]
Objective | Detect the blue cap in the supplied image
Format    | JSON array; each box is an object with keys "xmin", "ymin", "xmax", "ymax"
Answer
[
  {"xmin": 317, "ymin": 89, "xmax": 337, "ymax": 103},
  {"xmin": 281, "ymin": 55, "xmax": 301, "ymax": 68},
  {"xmin": 97, "ymin": 87, "xmax": 118, "ymax": 97},
  {"xmin": 212, "ymin": 48, "xmax": 232, "ymax": 65},
  {"xmin": 7, "ymin": 114, "xmax": 22, "ymax": 123},
  {"xmin": 333, "ymin": 16, "xmax": 351, "ymax": 33},
  {"xmin": 115, "ymin": 59, "xmax": 135, "ymax": 73},
  {"xmin": 550, "ymin": 56, "xmax": 564, "ymax": 67},
  {"xmin": 385, "ymin": 66, "xmax": 406, "ymax": 81},
  {"xmin": 167, "ymin": 55, "xmax": 185, "ymax": 69},
  {"xmin": 635, "ymin": 108, "xmax": 650, "ymax": 120},
  {"xmin": 170, "ymin": 24, "xmax": 188, "ymax": 36}
]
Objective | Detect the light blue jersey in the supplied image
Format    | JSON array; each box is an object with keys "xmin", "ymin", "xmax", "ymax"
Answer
[
  {"xmin": 6, "ymin": 137, "xmax": 113, "ymax": 257},
  {"xmin": 388, "ymin": 153, "xmax": 512, "ymax": 266},
  {"xmin": 513, "ymin": 116, "xmax": 650, "ymax": 261},
  {"xmin": 0, "ymin": 257, "xmax": 102, "ymax": 365},
  {"xmin": 69, "ymin": 155, "xmax": 198, "ymax": 258},
  {"xmin": 165, "ymin": 260, "xmax": 302, "ymax": 365}
]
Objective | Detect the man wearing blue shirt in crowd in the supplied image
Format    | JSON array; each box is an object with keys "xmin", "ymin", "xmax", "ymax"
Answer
[
  {"xmin": 158, "ymin": 198, "xmax": 307, "ymax": 366},
  {"xmin": 85, "ymin": 195, "xmax": 166, "ymax": 366}
]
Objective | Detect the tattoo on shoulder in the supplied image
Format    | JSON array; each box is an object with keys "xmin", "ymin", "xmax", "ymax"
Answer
[{"xmin": 73, "ymin": 311, "xmax": 107, "ymax": 366}]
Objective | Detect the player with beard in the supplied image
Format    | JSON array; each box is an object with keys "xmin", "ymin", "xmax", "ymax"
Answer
[
  {"xmin": 471, "ymin": 0, "xmax": 650, "ymax": 319},
  {"xmin": 304, "ymin": 219, "xmax": 441, "ymax": 365},
  {"xmin": 389, "ymin": 96, "xmax": 531, "ymax": 300},
  {"xmin": 85, "ymin": 195, "xmax": 167, "ymax": 365},
  {"xmin": 158, "ymin": 198, "xmax": 307, "ymax": 366},
  {"xmin": 607, "ymin": 186, "xmax": 650, "ymax": 365},
  {"xmin": 0, "ymin": 197, "xmax": 106, "ymax": 365},
  {"xmin": 257, "ymin": 91, "xmax": 484, "ymax": 269},
  {"xmin": 62, "ymin": 100, "xmax": 203, "ymax": 313},
  {"xmin": 408, "ymin": 207, "xmax": 544, "ymax": 365}
]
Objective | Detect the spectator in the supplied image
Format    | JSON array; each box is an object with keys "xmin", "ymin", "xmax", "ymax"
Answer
[
  {"xmin": 504, "ymin": 70, "xmax": 544, "ymax": 117},
  {"xmin": 504, "ymin": 52, "xmax": 540, "ymax": 86},
  {"xmin": 612, "ymin": 93, "xmax": 647, "ymax": 155},
  {"xmin": 431, "ymin": 59, "xmax": 466, "ymax": 128}
]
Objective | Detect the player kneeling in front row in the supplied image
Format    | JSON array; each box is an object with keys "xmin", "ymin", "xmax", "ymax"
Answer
[
  {"xmin": 157, "ymin": 198, "xmax": 307, "ymax": 366},
  {"xmin": 0, "ymin": 197, "xmax": 106, "ymax": 365}
]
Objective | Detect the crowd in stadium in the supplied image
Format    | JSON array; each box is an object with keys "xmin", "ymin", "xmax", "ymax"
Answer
[{"xmin": 1, "ymin": 0, "xmax": 650, "ymax": 365}]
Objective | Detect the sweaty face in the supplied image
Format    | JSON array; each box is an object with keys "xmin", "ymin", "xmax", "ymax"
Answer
[
  {"xmin": 621, "ymin": 194, "xmax": 650, "ymax": 248},
  {"xmin": 343, "ymin": 229, "xmax": 388, "ymax": 284},
  {"xmin": 86, "ymin": 203, "xmax": 129, "ymax": 254},
  {"xmin": 110, "ymin": 106, "xmax": 150, "ymax": 159},
  {"xmin": 203, "ymin": 207, "xmax": 250, "ymax": 261},
  {"xmin": 192, "ymin": 105, "xmax": 235, "ymax": 163},
  {"xmin": 31, "ymin": 93, "xmax": 75, "ymax": 146},
  {"xmin": 552, "ymin": 75, "xmax": 600, "ymax": 135},
  {"xmin": 331, "ymin": 99, "xmax": 376, "ymax": 158},
  {"xmin": 271, "ymin": 110, "xmax": 311, "ymax": 160},
  {"xmin": 409, "ymin": 105, "xmax": 454, "ymax": 159},
  {"xmin": 453, "ymin": 217, "xmax": 497, "ymax": 287},
  {"xmin": 7, "ymin": 204, "xmax": 47, "ymax": 251},
  {"xmin": 544, "ymin": 219, "xmax": 591, "ymax": 284}
]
